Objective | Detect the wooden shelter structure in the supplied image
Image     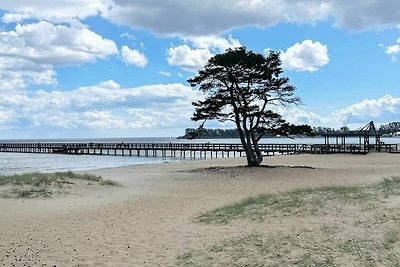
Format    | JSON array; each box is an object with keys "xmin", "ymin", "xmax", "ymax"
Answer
[{"xmin": 322, "ymin": 121, "xmax": 383, "ymax": 154}]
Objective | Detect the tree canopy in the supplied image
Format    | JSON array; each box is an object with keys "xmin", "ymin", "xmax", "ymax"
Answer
[{"xmin": 189, "ymin": 47, "xmax": 312, "ymax": 166}]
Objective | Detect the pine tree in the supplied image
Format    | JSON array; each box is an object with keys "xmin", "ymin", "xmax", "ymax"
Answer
[{"xmin": 189, "ymin": 47, "xmax": 312, "ymax": 166}]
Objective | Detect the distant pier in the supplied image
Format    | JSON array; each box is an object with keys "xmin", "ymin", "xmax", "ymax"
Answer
[{"xmin": 0, "ymin": 142, "xmax": 398, "ymax": 159}]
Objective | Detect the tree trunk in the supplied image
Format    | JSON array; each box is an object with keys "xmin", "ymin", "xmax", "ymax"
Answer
[
  {"xmin": 232, "ymin": 105, "xmax": 261, "ymax": 167},
  {"xmin": 239, "ymin": 133, "xmax": 263, "ymax": 167},
  {"xmin": 250, "ymin": 130, "xmax": 264, "ymax": 166}
]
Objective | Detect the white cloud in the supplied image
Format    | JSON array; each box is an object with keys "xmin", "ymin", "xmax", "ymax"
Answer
[
  {"xmin": 167, "ymin": 45, "xmax": 213, "ymax": 72},
  {"xmin": 158, "ymin": 71, "xmax": 172, "ymax": 77},
  {"xmin": 121, "ymin": 46, "xmax": 148, "ymax": 68},
  {"xmin": 386, "ymin": 46, "xmax": 400, "ymax": 62},
  {"xmin": 167, "ymin": 35, "xmax": 241, "ymax": 72},
  {"xmin": 0, "ymin": 0, "xmax": 110, "ymax": 26},
  {"xmin": 278, "ymin": 95, "xmax": 400, "ymax": 129},
  {"xmin": 0, "ymin": 110, "xmax": 13, "ymax": 121},
  {"xmin": 168, "ymin": 38, "xmax": 328, "ymax": 75},
  {"xmin": 281, "ymin": 40, "xmax": 329, "ymax": 72},
  {"xmin": 385, "ymin": 38, "xmax": 400, "ymax": 62},
  {"xmin": 98, "ymin": 80, "xmax": 120, "ymax": 89},
  {"xmin": 0, "ymin": 81, "xmax": 202, "ymax": 131},
  {"xmin": 0, "ymin": 21, "xmax": 118, "ymax": 90},
  {"xmin": 183, "ymin": 35, "xmax": 241, "ymax": 51},
  {"xmin": 0, "ymin": 78, "xmax": 399, "ymax": 135},
  {"xmin": 277, "ymin": 107, "xmax": 326, "ymax": 126},
  {"xmin": 120, "ymin": 32, "xmax": 135, "ymax": 40},
  {"xmin": 329, "ymin": 95, "xmax": 400, "ymax": 123},
  {"xmin": 80, "ymin": 111, "xmax": 126, "ymax": 129}
]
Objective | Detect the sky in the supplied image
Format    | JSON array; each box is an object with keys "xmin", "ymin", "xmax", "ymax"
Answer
[{"xmin": 0, "ymin": 0, "xmax": 400, "ymax": 139}]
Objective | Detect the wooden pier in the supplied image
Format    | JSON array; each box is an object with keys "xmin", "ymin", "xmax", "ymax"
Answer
[{"xmin": 0, "ymin": 142, "xmax": 398, "ymax": 159}]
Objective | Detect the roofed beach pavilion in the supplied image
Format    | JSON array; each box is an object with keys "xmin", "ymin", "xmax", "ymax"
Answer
[{"xmin": 322, "ymin": 121, "xmax": 383, "ymax": 154}]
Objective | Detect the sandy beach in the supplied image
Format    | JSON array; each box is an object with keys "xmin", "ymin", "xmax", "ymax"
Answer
[{"xmin": 1, "ymin": 153, "xmax": 400, "ymax": 266}]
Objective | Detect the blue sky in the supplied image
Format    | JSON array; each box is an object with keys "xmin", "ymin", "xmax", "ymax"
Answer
[{"xmin": 0, "ymin": 0, "xmax": 400, "ymax": 139}]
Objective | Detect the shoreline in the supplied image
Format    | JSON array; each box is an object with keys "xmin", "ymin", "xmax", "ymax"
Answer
[{"xmin": 1, "ymin": 153, "xmax": 400, "ymax": 265}]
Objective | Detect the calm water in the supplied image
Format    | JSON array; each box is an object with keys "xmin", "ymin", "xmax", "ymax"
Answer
[{"xmin": 1, "ymin": 137, "xmax": 399, "ymax": 175}]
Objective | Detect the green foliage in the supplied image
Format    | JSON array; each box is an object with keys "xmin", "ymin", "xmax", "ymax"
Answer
[{"xmin": 189, "ymin": 47, "xmax": 313, "ymax": 166}]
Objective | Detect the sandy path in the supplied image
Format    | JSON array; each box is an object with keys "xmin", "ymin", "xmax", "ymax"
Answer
[{"xmin": 0, "ymin": 153, "xmax": 399, "ymax": 266}]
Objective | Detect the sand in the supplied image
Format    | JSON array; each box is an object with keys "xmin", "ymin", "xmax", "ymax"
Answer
[{"xmin": 0, "ymin": 153, "xmax": 399, "ymax": 266}]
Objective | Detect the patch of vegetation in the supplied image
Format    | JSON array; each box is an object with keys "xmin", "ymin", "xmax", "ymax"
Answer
[
  {"xmin": 0, "ymin": 171, "xmax": 119, "ymax": 198},
  {"xmin": 380, "ymin": 176, "xmax": 400, "ymax": 198},
  {"xmin": 99, "ymin": 179, "xmax": 120, "ymax": 186},
  {"xmin": 181, "ymin": 176, "xmax": 400, "ymax": 266},
  {"xmin": 197, "ymin": 185, "xmax": 370, "ymax": 224},
  {"xmin": 177, "ymin": 226, "xmax": 400, "ymax": 267},
  {"xmin": 196, "ymin": 176, "xmax": 400, "ymax": 224}
]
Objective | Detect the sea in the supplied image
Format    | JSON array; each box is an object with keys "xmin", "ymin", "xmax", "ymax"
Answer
[{"xmin": 1, "ymin": 137, "xmax": 399, "ymax": 175}]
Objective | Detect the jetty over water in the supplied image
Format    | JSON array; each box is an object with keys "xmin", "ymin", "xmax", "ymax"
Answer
[{"xmin": 0, "ymin": 142, "xmax": 398, "ymax": 159}]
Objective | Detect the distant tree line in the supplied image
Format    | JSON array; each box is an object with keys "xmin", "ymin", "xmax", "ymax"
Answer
[
  {"xmin": 312, "ymin": 126, "xmax": 354, "ymax": 134},
  {"xmin": 313, "ymin": 123, "xmax": 400, "ymax": 135},
  {"xmin": 178, "ymin": 127, "xmax": 308, "ymax": 139},
  {"xmin": 378, "ymin": 122, "xmax": 400, "ymax": 134},
  {"xmin": 178, "ymin": 128, "xmax": 241, "ymax": 139},
  {"xmin": 178, "ymin": 122, "xmax": 400, "ymax": 139}
]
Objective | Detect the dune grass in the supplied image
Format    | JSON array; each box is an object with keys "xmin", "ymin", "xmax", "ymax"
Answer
[
  {"xmin": 0, "ymin": 171, "xmax": 119, "ymax": 198},
  {"xmin": 177, "ymin": 226, "xmax": 400, "ymax": 266},
  {"xmin": 178, "ymin": 176, "xmax": 400, "ymax": 266},
  {"xmin": 196, "ymin": 176, "xmax": 400, "ymax": 224}
]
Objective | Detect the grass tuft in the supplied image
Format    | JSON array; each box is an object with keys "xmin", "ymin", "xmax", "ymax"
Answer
[
  {"xmin": 0, "ymin": 171, "xmax": 120, "ymax": 198},
  {"xmin": 100, "ymin": 179, "xmax": 120, "ymax": 186},
  {"xmin": 178, "ymin": 227, "xmax": 400, "ymax": 266},
  {"xmin": 181, "ymin": 176, "xmax": 400, "ymax": 266},
  {"xmin": 381, "ymin": 176, "xmax": 400, "ymax": 198},
  {"xmin": 196, "ymin": 176, "xmax": 400, "ymax": 224}
]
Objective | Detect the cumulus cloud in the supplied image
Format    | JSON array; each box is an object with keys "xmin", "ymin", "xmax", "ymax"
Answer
[
  {"xmin": 0, "ymin": 81, "xmax": 202, "ymax": 131},
  {"xmin": 121, "ymin": 46, "xmax": 148, "ymax": 68},
  {"xmin": 0, "ymin": 21, "xmax": 118, "ymax": 90},
  {"xmin": 167, "ymin": 45, "xmax": 213, "ymax": 72},
  {"xmin": 385, "ymin": 38, "xmax": 400, "ymax": 62},
  {"xmin": 168, "ymin": 37, "xmax": 328, "ymax": 74},
  {"xmin": 0, "ymin": 78, "xmax": 398, "ymax": 134},
  {"xmin": 167, "ymin": 35, "xmax": 241, "ymax": 72},
  {"xmin": 277, "ymin": 107, "xmax": 326, "ymax": 126},
  {"xmin": 0, "ymin": 108, "xmax": 15, "ymax": 130},
  {"xmin": 328, "ymin": 95, "xmax": 400, "ymax": 124},
  {"xmin": 277, "ymin": 95, "xmax": 400, "ymax": 129},
  {"xmin": 280, "ymin": 40, "xmax": 329, "ymax": 72},
  {"xmin": 183, "ymin": 35, "xmax": 241, "ymax": 51},
  {"xmin": 0, "ymin": 0, "xmax": 109, "ymax": 26}
]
